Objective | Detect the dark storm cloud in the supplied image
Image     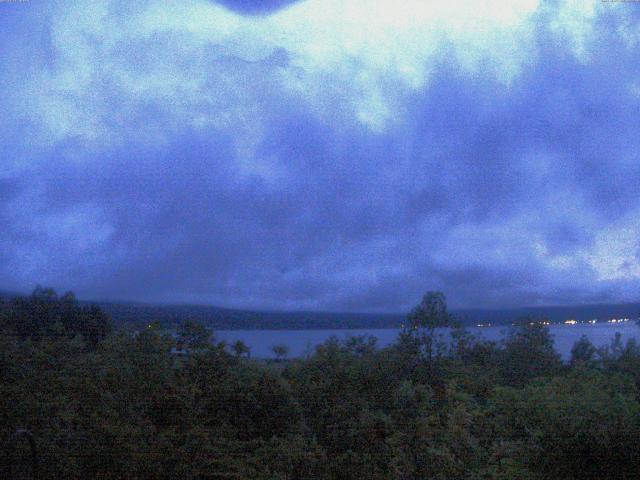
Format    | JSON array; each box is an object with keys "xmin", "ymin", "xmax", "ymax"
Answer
[
  {"xmin": 2, "ymin": 0, "xmax": 640, "ymax": 311},
  {"xmin": 214, "ymin": 0, "xmax": 302, "ymax": 15}
]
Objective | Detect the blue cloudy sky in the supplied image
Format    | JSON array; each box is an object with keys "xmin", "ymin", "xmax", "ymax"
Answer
[{"xmin": 1, "ymin": 0, "xmax": 640, "ymax": 312}]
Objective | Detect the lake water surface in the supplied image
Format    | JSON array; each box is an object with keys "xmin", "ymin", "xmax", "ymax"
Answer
[{"xmin": 215, "ymin": 323, "xmax": 640, "ymax": 360}]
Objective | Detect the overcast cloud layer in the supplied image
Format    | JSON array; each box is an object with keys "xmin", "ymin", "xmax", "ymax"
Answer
[{"xmin": 1, "ymin": 0, "xmax": 640, "ymax": 312}]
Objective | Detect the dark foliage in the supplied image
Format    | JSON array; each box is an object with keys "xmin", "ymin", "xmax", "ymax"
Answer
[
  {"xmin": 1, "ymin": 287, "xmax": 111, "ymax": 347},
  {"xmin": 1, "ymin": 289, "xmax": 640, "ymax": 479}
]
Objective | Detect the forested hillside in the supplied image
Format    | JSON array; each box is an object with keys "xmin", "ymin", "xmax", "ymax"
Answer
[{"xmin": 93, "ymin": 299, "xmax": 640, "ymax": 330}]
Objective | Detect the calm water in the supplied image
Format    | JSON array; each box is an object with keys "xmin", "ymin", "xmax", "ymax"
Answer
[{"xmin": 215, "ymin": 323, "xmax": 640, "ymax": 360}]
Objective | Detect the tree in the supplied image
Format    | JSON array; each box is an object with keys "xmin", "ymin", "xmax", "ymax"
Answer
[
  {"xmin": 500, "ymin": 321, "xmax": 562, "ymax": 387},
  {"xmin": 344, "ymin": 335, "xmax": 378, "ymax": 356},
  {"xmin": 79, "ymin": 305, "xmax": 112, "ymax": 348},
  {"xmin": 600, "ymin": 336, "xmax": 640, "ymax": 390},
  {"xmin": 231, "ymin": 340, "xmax": 250, "ymax": 358},
  {"xmin": 5, "ymin": 288, "xmax": 111, "ymax": 346},
  {"xmin": 407, "ymin": 291, "xmax": 452, "ymax": 361},
  {"xmin": 177, "ymin": 321, "xmax": 211, "ymax": 349},
  {"xmin": 490, "ymin": 370, "xmax": 640, "ymax": 479},
  {"xmin": 570, "ymin": 335, "xmax": 598, "ymax": 369},
  {"xmin": 272, "ymin": 344, "xmax": 289, "ymax": 362},
  {"xmin": 32, "ymin": 285, "xmax": 57, "ymax": 301}
]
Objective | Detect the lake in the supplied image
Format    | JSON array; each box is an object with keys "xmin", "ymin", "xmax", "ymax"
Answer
[{"xmin": 215, "ymin": 322, "xmax": 640, "ymax": 360}]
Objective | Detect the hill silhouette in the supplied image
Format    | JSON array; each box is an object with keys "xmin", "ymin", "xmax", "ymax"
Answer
[{"xmin": 97, "ymin": 300, "xmax": 640, "ymax": 330}]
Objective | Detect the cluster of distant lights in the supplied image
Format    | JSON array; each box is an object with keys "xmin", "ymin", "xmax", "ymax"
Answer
[
  {"xmin": 476, "ymin": 318, "xmax": 640, "ymax": 327},
  {"xmin": 474, "ymin": 318, "xmax": 637, "ymax": 328},
  {"xmin": 563, "ymin": 318, "xmax": 633, "ymax": 325}
]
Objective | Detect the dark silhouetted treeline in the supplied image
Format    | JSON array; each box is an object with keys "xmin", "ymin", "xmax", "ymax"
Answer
[
  {"xmin": 2, "ymin": 289, "xmax": 640, "ymax": 478},
  {"xmin": 0, "ymin": 286, "xmax": 112, "ymax": 346}
]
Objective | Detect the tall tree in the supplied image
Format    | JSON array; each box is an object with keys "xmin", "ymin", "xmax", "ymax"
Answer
[
  {"xmin": 272, "ymin": 344, "xmax": 289, "ymax": 361},
  {"xmin": 231, "ymin": 340, "xmax": 251, "ymax": 358},
  {"xmin": 177, "ymin": 321, "xmax": 211, "ymax": 349},
  {"xmin": 407, "ymin": 291, "xmax": 452, "ymax": 361}
]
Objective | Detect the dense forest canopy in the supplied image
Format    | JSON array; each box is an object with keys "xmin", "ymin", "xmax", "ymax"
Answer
[{"xmin": 2, "ymin": 288, "xmax": 640, "ymax": 478}]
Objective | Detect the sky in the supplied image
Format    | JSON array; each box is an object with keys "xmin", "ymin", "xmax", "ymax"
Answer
[{"xmin": 1, "ymin": 0, "xmax": 640, "ymax": 312}]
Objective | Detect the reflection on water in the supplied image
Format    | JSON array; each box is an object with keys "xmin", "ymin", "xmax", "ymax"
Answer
[{"xmin": 215, "ymin": 323, "xmax": 640, "ymax": 360}]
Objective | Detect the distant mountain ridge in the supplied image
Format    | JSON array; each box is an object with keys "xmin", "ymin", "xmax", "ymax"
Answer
[
  {"xmin": 97, "ymin": 302, "xmax": 406, "ymax": 330},
  {"xmin": 97, "ymin": 300, "xmax": 640, "ymax": 331},
  {"xmin": 3, "ymin": 289, "xmax": 638, "ymax": 330}
]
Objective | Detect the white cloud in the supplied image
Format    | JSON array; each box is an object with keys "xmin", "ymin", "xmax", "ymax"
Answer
[
  {"xmin": 19, "ymin": 0, "xmax": 550, "ymax": 150},
  {"xmin": 547, "ymin": 0, "xmax": 598, "ymax": 62},
  {"xmin": 586, "ymin": 222, "xmax": 640, "ymax": 281}
]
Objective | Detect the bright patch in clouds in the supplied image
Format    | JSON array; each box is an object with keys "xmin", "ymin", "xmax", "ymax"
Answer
[
  {"xmin": 588, "ymin": 224, "xmax": 640, "ymax": 281},
  {"xmin": 26, "ymin": 0, "xmax": 546, "ymax": 147}
]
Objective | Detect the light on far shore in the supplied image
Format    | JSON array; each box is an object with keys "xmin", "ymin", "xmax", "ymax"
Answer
[{"xmin": 608, "ymin": 318, "xmax": 630, "ymax": 323}]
